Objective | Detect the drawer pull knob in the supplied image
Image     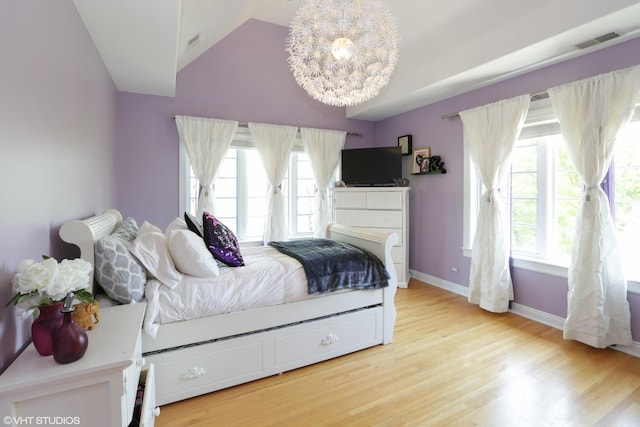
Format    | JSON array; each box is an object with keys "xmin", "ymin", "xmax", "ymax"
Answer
[
  {"xmin": 321, "ymin": 334, "xmax": 338, "ymax": 345},
  {"xmin": 153, "ymin": 407, "xmax": 161, "ymax": 417},
  {"xmin": 136, "ymin": 357, "xmax": 146, "ymax": 368},
  {"xmin": 181, "ymin": 366, "xmax": 206, "ymax": 380}
]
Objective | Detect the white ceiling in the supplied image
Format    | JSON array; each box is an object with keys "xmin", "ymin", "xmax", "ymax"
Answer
[{"xmin": 72, "ymin": 0, "xmax": 640, "ymax": 121}]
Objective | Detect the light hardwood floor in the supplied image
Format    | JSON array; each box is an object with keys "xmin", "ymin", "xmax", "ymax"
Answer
[{"xmin": 155, "ymin": 279, "xmax": 640, "ymax": 427}]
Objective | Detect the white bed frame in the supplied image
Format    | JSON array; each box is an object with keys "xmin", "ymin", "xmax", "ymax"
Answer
[{"xmin": 60, "ymin": 209, "xmax": 399, "ymax": 405}]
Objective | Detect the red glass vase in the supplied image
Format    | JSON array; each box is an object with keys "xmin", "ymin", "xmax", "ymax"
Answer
[
  {"xmin": 31, "ymin": 302, "xmax": 64, "ymax": 356},
  {"xmin": 52, "ymin": 308, "xmax": 88, "ymax": 364}
]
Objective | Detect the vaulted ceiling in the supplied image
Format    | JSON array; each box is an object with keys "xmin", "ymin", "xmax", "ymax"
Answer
[{"xmin": 72, "ymin": 0, "xmax": 640, "ymax": 121}]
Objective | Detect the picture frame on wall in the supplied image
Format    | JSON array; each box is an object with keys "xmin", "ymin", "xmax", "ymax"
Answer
[
  {"xmin": 413, "ymin": 147, "xmax": 431, "ymax": 174},
  {"xmin": 397, "ymin": 135, "xmax": 412, "ymax": 155}
]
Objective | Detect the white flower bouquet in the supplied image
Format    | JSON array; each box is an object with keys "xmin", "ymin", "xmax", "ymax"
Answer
[{"xmin": 7, "ymin": 256, "xmax": 95, "ymax": 313}]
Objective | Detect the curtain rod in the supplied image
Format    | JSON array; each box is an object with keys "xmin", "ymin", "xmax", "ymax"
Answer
[
  {"xmin": 440, "ymin": 90, "xmax": 550, "ymax": 120},
  {"xmin": 171, "ymin": 116, "xmax": 362, "ymax": 136}
]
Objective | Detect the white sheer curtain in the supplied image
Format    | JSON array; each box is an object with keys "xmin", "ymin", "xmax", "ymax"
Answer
[
  {"xmin": 175, "ymin": 116, "xmax": 238, "ymax": 216},
  {"xmin": 248, "ymin": 122, "xmax": 298, "ymax": 243},
  {"xmin": 459, "ymin": 95, "xmax": 530, "ymax": 313},
  {"xmin": 548, "ymin": 66, "xmax": 640, "ymax": 348},
  {"xmin": 301, "ymin": 128, "xmax": 346, "ymax": 237}
]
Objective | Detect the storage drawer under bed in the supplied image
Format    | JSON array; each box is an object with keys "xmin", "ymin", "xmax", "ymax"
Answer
[
  {"xmin": 273, "ymin": 309, "xmax": 381, "ymax": 369},
  {"xmin": 148, "ymin": 334, "xmax": 266, "ymax": 405},
  {"xmin": 145, "ymin": 307, "xmax": 384, "ymax": 406}
]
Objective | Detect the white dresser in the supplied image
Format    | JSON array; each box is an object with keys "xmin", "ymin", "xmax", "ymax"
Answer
[
  {"xmin": 332, "ymin": 187, "xmax": 410, "ymax": 288},
  {"xmin": 0, "ymin": 303, "xmax": 158, "ymax": 427}
]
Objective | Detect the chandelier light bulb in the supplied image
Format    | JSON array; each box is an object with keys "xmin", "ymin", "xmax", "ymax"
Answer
[
  {"xmin": 287, "ymin": 0, "xmax": 399, "ymax": 107},
  {"xmin": 331, "ymin": 37, "xmax": 354, "ymax": 60}
]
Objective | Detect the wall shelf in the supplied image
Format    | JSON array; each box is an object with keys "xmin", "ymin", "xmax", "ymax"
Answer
[
  {"xmin": 411, "ymin": 170, "xmax": 446, "ymax": 175},
  {"xmin": 412, "ymin": 155, "xmax": 446, "ymax": 175}
]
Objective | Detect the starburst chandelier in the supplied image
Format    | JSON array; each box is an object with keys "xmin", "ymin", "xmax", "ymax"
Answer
[{"xmin": 286, "ymin": 0, "xmax": 399, "ymax": 107}]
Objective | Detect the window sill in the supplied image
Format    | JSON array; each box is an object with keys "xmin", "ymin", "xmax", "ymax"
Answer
[{"xmin": 462, "ymin": 247, "xmax": 640, "ymax": 294}]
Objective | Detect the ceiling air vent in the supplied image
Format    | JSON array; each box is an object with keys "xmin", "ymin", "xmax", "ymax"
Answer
[
  {"xmin": 187, "ymin": 33, "xmax": 200, "ymax": 50},
  {"xmin": 575, "ymin": 31, "xmax": 621, "ymax": 50}
]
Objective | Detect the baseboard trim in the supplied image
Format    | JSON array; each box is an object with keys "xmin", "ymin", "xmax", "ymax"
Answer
[
  {"xmin": 408, "ymin": 269, "xmax": 640, "ymax": 358},
  {"xmin": 410, "ymin": 270, "xmax": 469, "ymax": 297},
  {"xmin": 509, "ymin": 302, "xmax": 565, "ymax": 330}
]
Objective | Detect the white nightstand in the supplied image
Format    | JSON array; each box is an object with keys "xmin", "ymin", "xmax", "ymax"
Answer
[{"xmin": 0, "ymin": 303, "xmax": 157, "ymax": 427}]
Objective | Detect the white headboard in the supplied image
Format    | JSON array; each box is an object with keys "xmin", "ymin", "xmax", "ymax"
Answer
[{"xmin": 59, "ymin": 209, "xmax": 123, "ymax": 293}]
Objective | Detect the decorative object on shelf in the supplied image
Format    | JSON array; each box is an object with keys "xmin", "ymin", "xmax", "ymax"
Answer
[
  {"xmin": 427, "ymin": 156, "xmax": 447, "ymax": 174},
  {"xmin": 412, "ymin": 147, "xmax": 431, "ymax": 174},
  {"xmin": 31, "ymin": 302, "xmax": 64, "ymax": 356},
  {"xmin": 286, "ymin": 0, "xmax": 399, "ymax": 107},
  {"xmin": 7, "ymin": 256, "xmax": 95, "ymax": 356},
  {"xmin": 411, "ymin": 155, "xmax": 447, "ymax": 175},
  {"xmin": 397, "ymin": 135, "xmax": 412, "ymax": 155},
  {"xmin": 52, "ymin": 293, "xmax": 89, "ymax": 364},
  {"xmin": 393, "ymin": 178, "xmax": 410, "ymax": 187},
  {"xmin": 73, "ymin": 301, "xmax": 100, "ymax": 330}
]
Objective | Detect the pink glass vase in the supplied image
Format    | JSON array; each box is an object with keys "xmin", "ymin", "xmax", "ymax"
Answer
[
  {"xmin": 52, "ymin": 307, "xmax": 88, "ymax": 364},
  {"xmin": 31, "ymin": 302, "xmax": 65, "ymax": 356}
]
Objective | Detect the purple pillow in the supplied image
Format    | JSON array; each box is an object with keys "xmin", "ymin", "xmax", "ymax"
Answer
[{"xmin": 202, "ymin": 212, "xmax": 244, "ymax": 267}]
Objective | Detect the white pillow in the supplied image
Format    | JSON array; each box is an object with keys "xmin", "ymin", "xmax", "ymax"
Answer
[
  {"xmin": 168, "ymin": 229, "xmax": 220, "ymax": 278},
  {"xmin": 165, "ymin": 217, "xmax": 187, "ymax": 236},
  {"xmin": 130, "ymin": 221, "xmax": 183, "ymax": 289},
  {"xmin": 138, "ymin": 220, "xmax": 162, "ymax": 235}
]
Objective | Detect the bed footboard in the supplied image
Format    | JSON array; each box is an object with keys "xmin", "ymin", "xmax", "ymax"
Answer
[{"xmin": 325, "ymin": 223, "xmax": 399, "ymax": 344}]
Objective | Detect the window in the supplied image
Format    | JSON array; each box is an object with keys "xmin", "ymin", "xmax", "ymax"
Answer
[
  {"xmin": 463, "ymin": 96, "xmax": 640, "ymax": 284},
  {"xmin": 613, "ymin": 118, "xmax": 640, "ymax": 281},
  {"xmin": 290, "ymin": 152, "xmax": 316, "ymax": 235},
  {"xmin": 181, "ymin": 128, "xmax": 320, "ymax": 242},
  {"xmin": 510, "ymin": 138, "xmax": 539, "ymax": 255},
  {"xmin": 509, "ymin": 133, "xmax": 581, "ymax": 265}
]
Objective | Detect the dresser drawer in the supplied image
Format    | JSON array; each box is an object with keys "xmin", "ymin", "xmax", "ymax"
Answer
[
  {"xmin": 335, "ymin": 209, "xmax": 403, "ymax": 228},
  {"xmin": 124, "ymin": 329, "xmax": 144, "ymax": 425},
  {"xmin": 334, "ymin": 190, "xmax": 404, "ymax": 210},
  {"xmin": 391, "ymin": 246, "xmax": 406, "ymax": 263},
  {"xmin": 366, "ymin": 191, "xmax": 403, "ymax": 210},
  {"xmin": 274, "ymin": 307, "xmax": 382, "ymax": 369},
  {"xmin": 138, "ymin": 364, "xmax": 159, "ymax": 427},
  {"xmin": 334, "ymin": 191, "xmax": 367, "ymax": 209}
]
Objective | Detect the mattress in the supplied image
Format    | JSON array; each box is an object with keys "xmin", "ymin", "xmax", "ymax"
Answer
[{"xmin": 143, "ymin": 245, "xmax": 313, "ymax": 337}]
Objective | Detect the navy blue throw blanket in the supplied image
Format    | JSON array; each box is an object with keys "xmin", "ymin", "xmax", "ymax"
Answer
[{"xmin": 268, "ymin": 238, "xmax": 390, "ymax": 295}]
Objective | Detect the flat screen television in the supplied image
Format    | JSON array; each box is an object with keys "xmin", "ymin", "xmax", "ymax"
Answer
[{"xmin": 341, "ymin": 146, "xmax": 402, "ymax": 186}]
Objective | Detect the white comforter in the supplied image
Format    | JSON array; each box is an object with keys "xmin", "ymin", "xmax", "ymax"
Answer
[{"xmin": 143, "ymin": 245, "xmax": 309, "ymax": 337}]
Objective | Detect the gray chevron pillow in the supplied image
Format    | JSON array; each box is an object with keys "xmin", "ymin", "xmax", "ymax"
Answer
[{"xmin": 94, "ymin": 217, "xmax": 146, "ymax": 304}]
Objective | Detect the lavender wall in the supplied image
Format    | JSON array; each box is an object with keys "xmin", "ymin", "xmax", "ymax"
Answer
[
  {"xmin": 115, "ymin": 19, "xmax": 376, "ymax": 228},
  {"xmin": 0, "ymin": 1, "xmax": 117, "ymax": 372},
  {"xmin": 374, "ymin": 37, "xmax": 640, "ymax": 339}
]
